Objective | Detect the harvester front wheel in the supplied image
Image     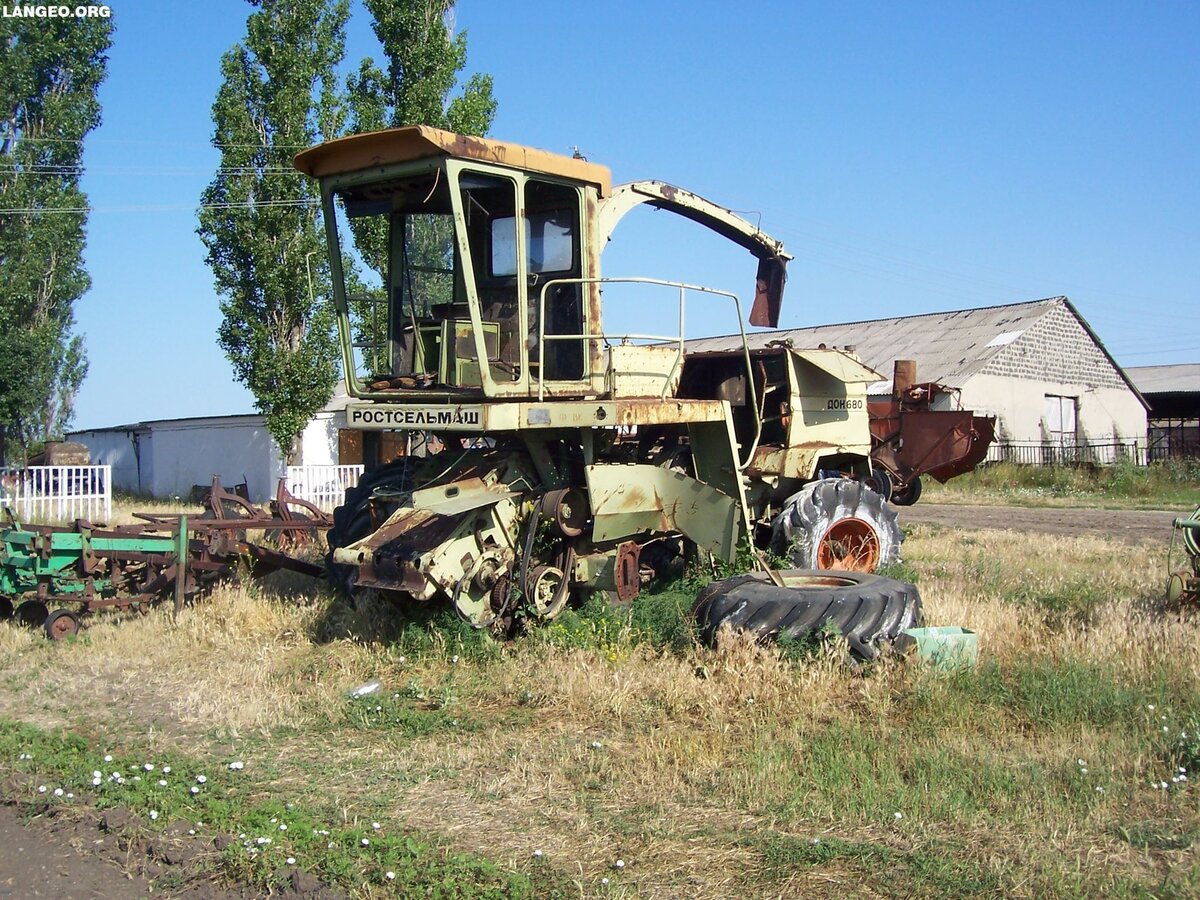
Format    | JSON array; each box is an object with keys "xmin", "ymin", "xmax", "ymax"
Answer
[
  {"xmin": 326, "ymin": 460, "xmax": 421, "ymax": 599},
  {"xmin": 771, "ymin": 478, "xmax": 901, "ymax": 573}
]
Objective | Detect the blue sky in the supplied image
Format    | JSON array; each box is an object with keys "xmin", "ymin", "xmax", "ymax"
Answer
[{"xmin": 67, "ymin": 0, "xmax": 1198, "ymax": 429}]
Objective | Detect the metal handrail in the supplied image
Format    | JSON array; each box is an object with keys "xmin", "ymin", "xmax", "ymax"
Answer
[{"xmin": 535, "ymin": 276, "xmax": 762, "ymax": 469}]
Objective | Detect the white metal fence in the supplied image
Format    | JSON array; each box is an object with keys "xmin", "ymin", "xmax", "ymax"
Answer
[
  {"xmin": 0, "ymin": 465, "xmax": 112, "ymax": 522},
  {"xmin": 286, "ymin": 464, "xmax": 364, "ymax": 512}
]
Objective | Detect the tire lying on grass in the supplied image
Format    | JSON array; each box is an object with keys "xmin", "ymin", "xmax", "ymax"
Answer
[{"xmin": 693, "ymin": 569, "xmax": 923, "ymax": 660}]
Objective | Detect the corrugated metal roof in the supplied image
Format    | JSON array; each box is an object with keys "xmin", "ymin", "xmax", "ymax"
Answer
[
  {"xmin": 1125, "ymin": 364, "xmax": 1200, "ymax": 395},
  {"xmin": 687, "ymin": 297, "xmax": 1067, "ymax": 387}
]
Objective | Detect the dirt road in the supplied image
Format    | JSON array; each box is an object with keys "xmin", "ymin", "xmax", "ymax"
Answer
[{"xmin": 898, "ymin": 502, "xmax": 1180, "ymax": 546}]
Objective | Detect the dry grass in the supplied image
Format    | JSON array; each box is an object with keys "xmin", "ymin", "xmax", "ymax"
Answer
[{"xmin": 2, "ymin": 507, "xmax": 1199, "ymax": 896}]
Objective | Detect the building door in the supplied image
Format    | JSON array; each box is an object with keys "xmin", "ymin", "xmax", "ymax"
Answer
[{"xmin": 1044, "ymin": 394, "xmax": 1077, "ymax": 461}]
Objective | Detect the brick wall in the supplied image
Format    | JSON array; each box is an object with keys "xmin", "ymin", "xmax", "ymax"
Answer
[{"xmin": 979, "ymin": 301, "xmax": 1126, "ymax": 389}]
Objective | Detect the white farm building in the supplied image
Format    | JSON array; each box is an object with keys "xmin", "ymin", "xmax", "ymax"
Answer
[
  {"xmin": 67, "ymin": 389, "xmax": 353, "ymax": 502},
  {"xmin": 688, "ymin": 296, "xmax": 1149, "ymax": 459}
]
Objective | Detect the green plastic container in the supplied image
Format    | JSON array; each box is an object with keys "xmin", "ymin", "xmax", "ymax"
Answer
[{"xmin": 900, "ymin": 626, "xmax": 979, "ymax": 669}]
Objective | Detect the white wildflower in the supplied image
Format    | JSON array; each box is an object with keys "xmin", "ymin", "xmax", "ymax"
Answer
[{"xmin": 149, "ymin": 810, "xmax": 158, "ymax": 820}]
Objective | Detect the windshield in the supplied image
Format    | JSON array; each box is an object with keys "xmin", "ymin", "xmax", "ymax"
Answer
[{"xmin": 330, "ymin": 164, "xmax": 584, "ymax": 393}]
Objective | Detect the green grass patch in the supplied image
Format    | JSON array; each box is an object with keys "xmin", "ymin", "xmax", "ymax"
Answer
[
  {"xmin": 925, "ymin": 459, "xmax": 1200, "ymax": 509},
  {"xmin": 755, "ymin": 831, "xmax": 1009, "ymax": 896},
  {"xmin": 0, "ymin": 719, "xmax": 569, "ymax": 898}
]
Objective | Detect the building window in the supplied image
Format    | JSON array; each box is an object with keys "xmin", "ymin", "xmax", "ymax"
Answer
[{"xmin": 1044, "ymin": 394, "xmax": 1078, "ymax": 446}]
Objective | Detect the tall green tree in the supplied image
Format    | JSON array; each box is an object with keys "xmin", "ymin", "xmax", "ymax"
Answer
[
  {"xmin": 0, "ymin": 15, "xmax": 112, "ymax": 458},
  {"xmin": 198, "ymin": 0, "xmax": 348, "ymax": 461},
  {"xmin": 346, "ymin": 0, "xmax": 496, "ymax": 281}
]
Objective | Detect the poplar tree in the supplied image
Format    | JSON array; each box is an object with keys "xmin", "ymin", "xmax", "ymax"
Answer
[
  {"xmin": 198, "ymin": 0, "xmax": 347, "ymax": 461},
  {"xmin": 0, "ymin": 14, "xmax": 112, "ymax": 458},
  {"xmin": 346, "ymin": 0, "xmax": 496, "ymax": 320}
]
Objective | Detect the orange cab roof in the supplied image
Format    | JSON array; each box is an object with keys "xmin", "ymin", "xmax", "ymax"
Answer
[{"xmin": 294, "ymin": 125, "xmax": 612, "ymax": 196}]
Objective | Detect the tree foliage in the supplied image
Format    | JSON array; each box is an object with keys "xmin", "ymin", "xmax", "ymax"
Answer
[
  {"xmin": 0, "ymin": 15, "xmax": 112, "ymax": 457},
  {"xmin": 347, "ymin": 0, "xmax": 496, "ymax": 280},
  {"xmin": 198, "ymin": 0, "xmax": 348, "ymax": 460}
]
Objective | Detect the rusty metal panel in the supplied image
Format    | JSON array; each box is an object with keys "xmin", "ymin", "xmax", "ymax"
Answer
[
  {"xmin": 869, "ymin": 402, "xmax": 996, "ymax": 485},
  {"xmin": 585, "ymin": 463, "xmax": 739, "ymax": 561},
  {"xmin": 607, "ymin": 345, "xmax": 683, "ymax": 399}
]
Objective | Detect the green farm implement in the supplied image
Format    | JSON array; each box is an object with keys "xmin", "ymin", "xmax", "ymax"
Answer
[
  {"xmin": 1167, "ymin": 504, "xmax": 1200, "ymax": 605},
  {"xmin": 0, "ymin": 479, "xmax": 326, "ymax": 640}
]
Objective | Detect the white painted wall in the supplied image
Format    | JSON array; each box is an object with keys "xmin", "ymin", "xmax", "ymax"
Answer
[
  {"xmin": 71, "ymin": 415, "xmax": 285, "ymax": 501},
  {"xmin": 959, "ymin": 374, "xmax": 1147, "ymax": 443},
  {"xmin": 68, "ymin": 427, "xmax": 148, "ymax": 494},
  {"xmin": 146, "ymin": 418, "xmax": 281, "ymax": 500},
  {"xmin": 298, "ymin": 411, "xmax": 343, "ymax": 467}
]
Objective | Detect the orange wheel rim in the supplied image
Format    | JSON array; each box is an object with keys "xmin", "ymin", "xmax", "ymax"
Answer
[{"xmin": 817, "ymin": 518, "xmax": 880, "ymax": 572}]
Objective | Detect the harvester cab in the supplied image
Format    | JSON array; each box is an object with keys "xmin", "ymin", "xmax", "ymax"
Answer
[{"xmin": 295, "ymin": 127, "xmax": 900, "ymax": 627}]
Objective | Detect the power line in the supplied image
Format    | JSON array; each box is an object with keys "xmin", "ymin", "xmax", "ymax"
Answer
[
  {"xmin": 1, "ymin": 134, "xmax": 312, "ymax": 150},
  {"xmin": 0, "ymin": 200, "xmax": 318, "ymax": 214}
]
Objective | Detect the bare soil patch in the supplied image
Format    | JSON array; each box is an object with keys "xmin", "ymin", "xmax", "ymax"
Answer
[{"xmin": 898, "ymin": 502, "xmax": 1179, "ymax": 546}]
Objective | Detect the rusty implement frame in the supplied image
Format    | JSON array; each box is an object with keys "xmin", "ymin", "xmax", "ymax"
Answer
[
  {"xmin": 0, "ymin": 475, "xmax": 328, "ymax": 638},
  {"xmin": 0, "ymin": 515, "xmax": 323, "ymax": 617},
  {"xmin": 868, "ymin": 361, "xmax": 996, "ymax": 492}
]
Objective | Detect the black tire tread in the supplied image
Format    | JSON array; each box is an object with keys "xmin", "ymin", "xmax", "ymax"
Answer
[
  {"xmin": 693, "ymin": 569, "xmax": 923, "ymax": 660},
  {"xmin": 770, "ymin": 477, "xmax": 902, "ymax": 571},
  {"xmin": 325, "ymin": 459, "xmax": 425, "ymax": 597},
  {"xmin": 890, "ymin": 476, "xmax": 923, "ymax": 506}
]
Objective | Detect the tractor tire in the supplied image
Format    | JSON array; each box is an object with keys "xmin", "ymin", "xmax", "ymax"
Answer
[
  {"xmin": 326, "ymin": 459, "xmax": 423, "ymax": 599},
  {"xmin": 890, "ymin": 476, "xmax": 923, "ymax": 507},
  {"xmin": 863, "ymin": 468, "xmax": 893, "ymax": 502},
  {"xmin": 693, "ymin": 569, "xmax": 923, "ymax": 660},
  {"xmin": 771, "ymin": 478, "xmax": 902, "ymax": 572}
]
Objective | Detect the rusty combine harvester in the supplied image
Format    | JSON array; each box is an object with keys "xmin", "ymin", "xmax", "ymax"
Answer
[
  {"xmin": 867, "ymin": 360, "xmax": 996, "ymax": 505},
  {"xmin": 0, "ymin": 477, "xmax": 326, "ymax": 639},
  {"xmin": 294, "ymin": 126, "xmax": 909, "ymax": 629}
]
